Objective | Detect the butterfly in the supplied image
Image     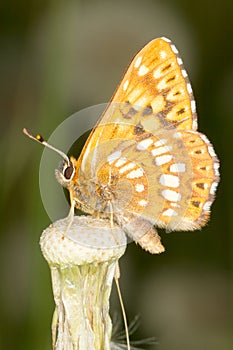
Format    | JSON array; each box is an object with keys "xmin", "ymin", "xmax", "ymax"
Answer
[{"xmin": 24, "ymin": 37, "xmax": 220, "ymax": 254}]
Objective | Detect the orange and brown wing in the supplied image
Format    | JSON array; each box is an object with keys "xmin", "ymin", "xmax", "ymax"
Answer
[
  {"xmin": 111, "ymin": 37, "xmax": 197, "ymax": 130},
  {"xmin": 77, "ymin": 37, "xmax": 198, "ymax": 167},
  {"xmin": 76, "ymin": 37, "xmax": 219, "ymax": 232}
]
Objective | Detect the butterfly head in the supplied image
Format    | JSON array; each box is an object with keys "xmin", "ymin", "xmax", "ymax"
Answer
[{"xmin": 55, "ymin": 156, "xmax": 77, "ymax": 189}]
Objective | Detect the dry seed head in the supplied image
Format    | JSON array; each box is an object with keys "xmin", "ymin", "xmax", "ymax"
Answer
[{"xmin": 40, "ymin": 216, "xmax": 127, "ymax": 266}]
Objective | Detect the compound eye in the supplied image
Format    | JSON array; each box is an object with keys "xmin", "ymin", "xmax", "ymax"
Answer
[{"xmin": 64, "ymin": 165, "xmax": 74, "ymax": 180}]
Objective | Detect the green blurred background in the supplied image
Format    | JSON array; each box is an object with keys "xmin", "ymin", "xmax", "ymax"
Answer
[{"xmin": 1, "ymin": 0, "xmax": 232, "ymax": 349}]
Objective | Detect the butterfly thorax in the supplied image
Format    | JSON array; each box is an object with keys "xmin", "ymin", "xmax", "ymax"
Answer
[
  {"xmin": 76, "ymin": 162, "xmax": 121, "ymax": 216},
  {"xmin": 54, "ymin": 155, "xmax": 118, "ymax": 217}
]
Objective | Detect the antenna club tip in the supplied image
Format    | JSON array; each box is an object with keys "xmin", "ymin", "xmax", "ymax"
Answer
[
  {"xmin": 23, "ymin": 127, "xmax": 69, "ymax": 162},
  {"xmin": 36, "ymin": 134, "xmax": 44, "ymax": 142},
  {"xmin": 23, "ymin": 127, "xmax": 44, "ymax": 143}
]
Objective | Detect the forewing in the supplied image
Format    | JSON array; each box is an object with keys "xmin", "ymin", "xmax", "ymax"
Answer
[{"xmin": 77, "ymin": 37, "xmax": 197, "ymax": 171}]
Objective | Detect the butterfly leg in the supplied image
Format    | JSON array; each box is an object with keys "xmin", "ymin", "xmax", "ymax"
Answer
[
  {"xmin": 114, "ymin": 262, "xmax": 130, "ymax": 350},
  {"xmin": 63, "ymin": 195, "xmax": 75, "ymax": 236},
  {"xmin": 107, "ymin": 200, "xmax": 123, "ymax": 247},
  {"xmin": 109, "ymin": 201, "xmax": 114, "ymax": 228}
]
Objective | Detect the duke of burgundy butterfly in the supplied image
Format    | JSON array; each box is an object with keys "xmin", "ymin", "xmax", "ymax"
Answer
[{"xmin": 24, "ymin": 37, "xmax": 220, "ymax": 254}]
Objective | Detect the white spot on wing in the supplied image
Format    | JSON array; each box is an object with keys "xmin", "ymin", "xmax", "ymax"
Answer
[
  {"xmin": 155, "ymin": 154, "xmax": 173, "ymax": 166},
  {"xmin": 128, "ymin": 89, "xmax": 143, "ymax": 103},
  {"xmin": 171, "ymin": 202, "xmax": 180, "ymax": 208},
  {"xmin": 171, "ymin": 44, "xmax": 178, "ymax": 54},
  {"xmin": 182, "ymin": 69, "xmax": 188, "ymax": 78},
  {"xmin": 115, "ymin": 157, "xmax": 127, "ymax": 167},
  {"xmin": 162, "ymin": 208, "xmax": 178, "ymax": 216},
  {"xmin": 192, "ymin": 120, "xmax": 198, "ymax": 129},
  {"xmin": 127, "ymin": 168, "xmax": 144, "ymax": 179},
  {"xmin": 162, "ymin": 189, "xmax": 181, "ymax": 202},
  {"xmin": 107, "ymin": 151, "xmax": 122, "ymax": 164},
  {"xmin": 210, "ymin": 181, "xmax": 218, "ymax": 195},
  {"xmin": 151, "ymin": 146, "xmax": 170, "ymax": 156},
  {"xmin": 135, "ymin": 184, "xmax": 145, "ymax": 192},
  {"xmin": 123, "ymin": 80, "xmax": 129, "ymax": 91},
  {"xmin": 214, "ymin": 162, "xmax": 220, "ymax": 176},
  {"xmin": 119, "ymin": 162, "xmax": 136, "ymax": 174},
  {"xmin": 160, "ymin": 174, "xmax": 179, "ymax": 188},
  {"xmin": 154, "ymin": 139, "xmax": 167, "ymax": 147},
  {"xmin": 138, "ymin": 199, "xmax": 148, "ymax": 207},
  {"xmin": 136, "ymin": 95, "xmax": 149, "ymax": 106},
  {"xmin": 138, "ymin": 64, "xmax": 149, "ymax": 76},
  {"xmin": 157, "ymin": 79, "xmax": 168, "ymax": 90},
  {"xmin": 177, "ymin": 57, "xmax": 183, "ymax": 65},
  {"xmin": 200, "ymin": 134, "xmax": 210, "ymax": 144},
  {"xmin": 153, "ymin": 68, "xmax": 163, "ymax": 79},
  {"xmin": 137, "ymin": 138, "xmax": 153, "ymax": 150},
  {"xmin": 162, "ymin": 37, "xmax": 171, "ymax": 43},
  {"xmin": 170, "ymin": 163, "xmax": 186, "ymax": 173},
  {"xmin": 208, "ymin": 146, "xmax": 216, "ymax": 157},
  {"xmin": 187, "ymin": 83, "xmax": 193, "ymax": 94},
  {"xmin": 203, "ymin": 201, "xmax": 212, "ymax": 211},
  {"xmin": 160, "ymin": 50, "xmax": 167, "ymax": 59},
  {"xmin": 134, "ymin": 56, "xmax": 142, "ymax": 68},
  {"xmin": 191, "ymin": 100, "xmax": 196, "ymax": 112}
]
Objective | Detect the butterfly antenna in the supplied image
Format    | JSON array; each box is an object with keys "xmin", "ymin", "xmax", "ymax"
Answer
[
  {"xmin": 115, "ymin": 263, "xmax": 130, "ymax": 350},
  {"xmin": 23, "ymin": 128, "xmax": 70, "ymax": 165}
]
